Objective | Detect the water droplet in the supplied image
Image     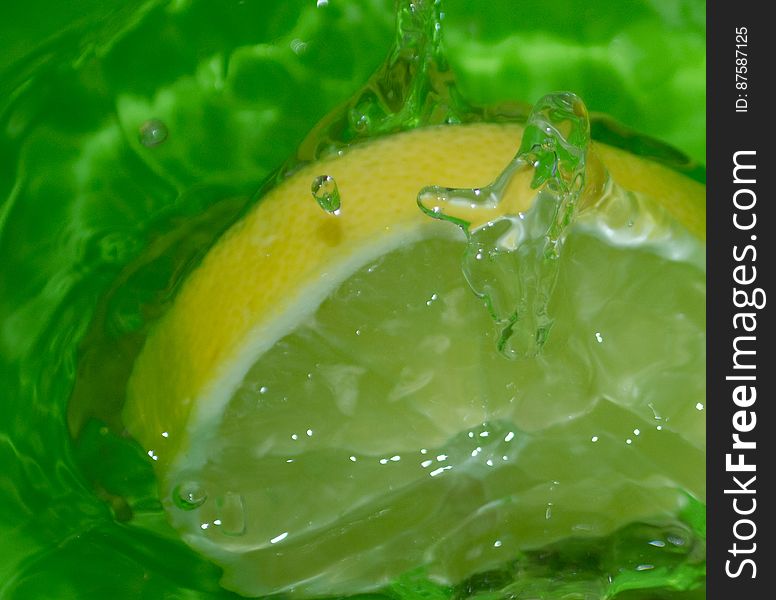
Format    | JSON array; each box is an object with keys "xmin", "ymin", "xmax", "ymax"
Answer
[
  {"xmin": 173, "ymin": 482, "xmax": 207, "ymax": 510},
  {"xmin": 216, "ymin": 492, "xmax": 246, "ymax": 536},
  {"xmin": 139, "ymin": 119, "xmax": 168, "ymax": 147},
  {"xmin": 591, "ymin": 435, "xmax": 599, "ymax": 442},
  {"xmin": 595, "ymin": 331, "xmax": 604, "ymax": 343},
  {"xmin": 695, "ymin": 402, "xmax": 704, "ymax": 411},
  {"xmin": 311, "ymin": 175, "xmax": 341, "ymax": 214}
]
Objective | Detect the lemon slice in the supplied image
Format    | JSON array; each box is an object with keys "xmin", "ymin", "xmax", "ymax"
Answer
[{"xmin": 123, "ymin": 123, "xmax": 705, "ymax": 597}]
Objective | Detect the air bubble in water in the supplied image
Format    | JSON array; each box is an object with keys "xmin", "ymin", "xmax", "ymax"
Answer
[
  {"xmin": 172, "ymin": 482, "xmax": 207, "ymax": 510},
  {"xmin": 139, "ymin": 119, "xmax": 168, "ymax": 147},
  {"xmin": 312, "ymin": 175, "xmax": 341, "ymax": 214},
  {"xmin": 351, "ymin": 112, "xmax": 371, "ymax": 133}
]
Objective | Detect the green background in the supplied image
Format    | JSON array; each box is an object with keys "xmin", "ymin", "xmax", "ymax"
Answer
[{"xmin": 0, "ymin": 0, "xmax": 705, "ymax": 598}]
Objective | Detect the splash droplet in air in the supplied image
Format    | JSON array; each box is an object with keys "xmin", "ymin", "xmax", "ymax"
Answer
[
  {"xmin": 138, "ymin": 119, "xmax": 169, "ymax": 147},
  {"xmin": 312, "ymin": 175, "xmax": 341, "ymax": 214},
  {"xmin": 418, "ymin": 92, "xmax": 597, "ymax": 359}
]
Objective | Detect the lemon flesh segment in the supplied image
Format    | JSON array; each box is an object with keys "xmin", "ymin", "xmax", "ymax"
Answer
[{"xmin": 123, "ymin": 124, "xmax": 706, "ymax": 597}]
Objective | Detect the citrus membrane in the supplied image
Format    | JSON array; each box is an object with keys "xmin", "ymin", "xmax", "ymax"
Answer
[{"xmin": 123, "ymin": 119, "xmax": 705, "ymax": 596}]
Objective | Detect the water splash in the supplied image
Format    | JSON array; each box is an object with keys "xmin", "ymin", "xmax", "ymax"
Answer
[
  {"xmin": 418, "ymin": 92, "xmax": 594, "ymax": 358},
  {"xmin": 292, "ymin": 0, "xmax": 471, "ymax": 165},
  {"xmin": 7, "ymin": 0, "xmax": 706, "ymax": 596},
  {"xmin": 311, "ymin": 175, "xmax": 342, "ymax": 214}
]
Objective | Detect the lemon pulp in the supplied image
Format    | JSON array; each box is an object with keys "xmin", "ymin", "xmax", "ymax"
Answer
[{"xmin": 123, "ymin": 123, "xmax": 705, "ymax": 597}]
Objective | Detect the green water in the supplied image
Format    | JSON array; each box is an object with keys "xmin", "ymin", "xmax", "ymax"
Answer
[{"xmin": 0, "ymin": 0, "xmax": 705, "ymax": 598}]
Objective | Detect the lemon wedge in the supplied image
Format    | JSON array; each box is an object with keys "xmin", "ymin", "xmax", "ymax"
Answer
[{"xmin": 124, "ymin": 123, "xmax": 705, "ymax": 597}]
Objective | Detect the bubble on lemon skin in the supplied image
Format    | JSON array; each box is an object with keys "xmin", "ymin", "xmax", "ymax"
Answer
[
  {"xmin": 418, "ymin": 92, "xmax": 592, "ymax": 359},
  {"xmin": 138, "ymin": 118, "xmax": 168, "ymax": 147},
  {"xmin": 312, "ymin": 175, "xmax": 341, "ymax": 214}
]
